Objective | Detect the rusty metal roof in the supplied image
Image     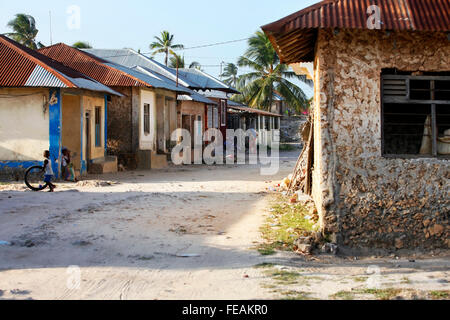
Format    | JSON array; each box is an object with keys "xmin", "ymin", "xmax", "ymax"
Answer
[
  {"xmin": 0, "ymin": 35, "xmax": 120, "ymax": 95},
  {"xmin": 262, "ymin": 0, "xmax": 450, "ymax": 63},
  {"xmin": 227, "ymin": 101, "xmax": 282, "ymax": 117},
  {"xmin": 39, "ymin": 43, "xmax": 149, "ymax": 87}
]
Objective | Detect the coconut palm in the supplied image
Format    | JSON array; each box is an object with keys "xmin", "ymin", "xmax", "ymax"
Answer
[
  {"xmin": 6, "ymin": 14, "xmax": 44, "ymax": 49},
  {"xmin": 188, "ymin": 61, "xmax": 202, "ymax": 70},
  {"xmin": 169, "ymin": 54, "xmax": 185, "ymax": 68},
  {"xmin": 220, "ymin": 63, "xmax": 239, "ymax": 88},
  {"xmin": 72, "ymin": 41, "xmax": 92, "ymax": 49},
  {"xmin": 237, "ymin": 31, "xmax": 311, "ymax": 112},
  {"xmin": 150, "ymin": 31, "xmax": 184, "ymax": 66}
]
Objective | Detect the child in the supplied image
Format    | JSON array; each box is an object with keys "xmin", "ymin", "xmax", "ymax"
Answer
[
  {"xmin": 61, "ymin": 148, "xmax": 71, "ymax": 181},
  {"xmin": 43, "ymin": 150, "xmax": 56, "ymax": 192}
]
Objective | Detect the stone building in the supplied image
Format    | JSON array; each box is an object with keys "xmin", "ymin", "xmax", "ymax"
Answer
[{"xmin": 262, "ymin": 0, "xmax": 450, "ymax": 249}]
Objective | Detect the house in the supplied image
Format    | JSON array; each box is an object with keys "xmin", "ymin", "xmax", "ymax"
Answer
[
  {"xmin": 262, "ymin": 0, "xmax": 450, "ymax": 249},
  {"xmin": 227, "ymin": 100, "xmax": 281, "ymax": 147},
  {"xmin": 83, "ymin": 49, "xmax": 239, "ymax": 142},
  {"xmin": 39, "ymin": 44, "xmax": 191, "ymax": 170},
  {"xmin": 0, "ymin": 35, "xmax": 120, "ymax": 179}
]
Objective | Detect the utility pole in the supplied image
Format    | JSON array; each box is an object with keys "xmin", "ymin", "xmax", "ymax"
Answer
[{"xmin": 49, "ymin": 11, "xmax": 53, "ymax": 45}]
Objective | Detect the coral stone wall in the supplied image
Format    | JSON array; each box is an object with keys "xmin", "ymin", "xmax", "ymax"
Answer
[
  {"xmin": 313, "ymin": 29, "xmax": 450, "ymax": 249},
  {"xmin": 107, "ymin": 87, "xmax": 133, "ymax": 155}
]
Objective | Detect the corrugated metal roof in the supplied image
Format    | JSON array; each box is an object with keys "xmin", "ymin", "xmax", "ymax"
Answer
[
  {"xmin": 227, "ymin": 102, "xmax": 282, "ymax": 117},
  {"xmin": 39, "ymin": 44, "xmax": 150, "ymax": 87},
  {"xmin": 262, "ymin": 0, "xmax": 450, "ymax": 63},
  {"xmin": 0, "ymin": 35, "xmax": 121, "ymax": 96},
  {"xmin": 84, "ymin": 48, "xmax": 240, "ymax": 94}
]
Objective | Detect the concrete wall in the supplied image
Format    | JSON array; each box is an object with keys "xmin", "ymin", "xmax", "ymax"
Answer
[
  {"xmin": 312, "ymin": 29, "xmax": 450, "ymax": 249},
  {"xmin": 62, "ymin": 94, "xmax": 81, "ymax": 169},
  {"xmin": 0, "ymin": 88, "xmax": 49, "ymax": 161},
  {"xmin": 82, "ymin": 94, "xmax": 105, "ymax": 162}
]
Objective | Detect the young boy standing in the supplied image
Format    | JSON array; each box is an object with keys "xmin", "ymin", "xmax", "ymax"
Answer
[{"xmin": 43, "ymin": 150, "xmax": 56, "ymax": 192}]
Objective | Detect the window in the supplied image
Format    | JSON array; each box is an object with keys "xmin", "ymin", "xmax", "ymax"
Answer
[
  {"xmin": 382, "ymin": 72, "xmax": 450, "ymax": 157},
  {"xmin": 144, "ymin": 103, "xmax": 150, "ymax": 135},
  {"xmin": 94, "ymin": 107, "xmax": 101, "ymax": 147},
  {"xmin": 213, "ymin": 106, "xmax": 219, "ymax": 129},
  {"xmin": 207, "ymin": 105, "xmax": 213, "ymax": 129},
  {"xmin": 220, "ymin": 100, "xmax": 226, "ymax": 126}
]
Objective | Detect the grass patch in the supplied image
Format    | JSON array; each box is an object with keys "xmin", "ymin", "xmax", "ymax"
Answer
[
  {"xmin": 264, "ymin": 269, "xmax": 302, "ymax": 285},
  {"xmin": 330, "ymin": 291, "xmax": 357, "ymax": 300},
  {"xmin": 353, "ymin": 276, "xmax": 368, "ymax": 283},
  {"xmin": 253, "ymin": 263, "xmax": 275, "ymax": 269},
  {"xmin": 401, "ymin": 277, "xmax": 412, "ymax": 284},
  {"xmin": 331, "ymin": 288, "xmax": 403, "ymax": 300},
  {"xmin": 257, "ymin": 195, "xmax": 315, "ymax": 255},
  {"xmin": 429, "ymin": 291, "xmax": 449, "ymax": 300}
]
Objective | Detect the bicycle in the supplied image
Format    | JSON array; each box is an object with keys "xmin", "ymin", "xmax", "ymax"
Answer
[{"xmin": 24, "ymin": 165, "xmax": 49, "ymax": 191}]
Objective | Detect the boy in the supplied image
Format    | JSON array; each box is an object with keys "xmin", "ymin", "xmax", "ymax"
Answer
[{"xmin": 43, "ymin": 150, "xmax": 56, "ymax": 192}]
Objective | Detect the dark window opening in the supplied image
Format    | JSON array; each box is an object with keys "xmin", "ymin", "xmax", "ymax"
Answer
[
  {"xmin": 144, "ymin": 103, "xmax": 150, "ymax": 135},
  {"xmin": 95, "ymin": 107, "xmax": 101, "ymax": 147},
  {"xmin": 382, "ymin": 71, "xmax": 450, "ymax": 158}
]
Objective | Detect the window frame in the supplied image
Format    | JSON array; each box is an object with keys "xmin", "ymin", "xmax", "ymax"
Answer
[
  {"xmin": 220, "ymin": 100, "xmax": 226, "ymax": 127},
  {"xmin": 381, "ymin": 74, "xmax": 450, "ymax": 159}
]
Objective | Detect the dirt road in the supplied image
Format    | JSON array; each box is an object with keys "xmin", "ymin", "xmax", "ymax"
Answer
[{"xmin": 0, "ymin": 151, "xmax": 449, "ymax": 300}]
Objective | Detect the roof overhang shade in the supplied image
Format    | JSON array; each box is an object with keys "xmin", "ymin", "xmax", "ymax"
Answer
[{"xmin": 261, "ymin": 0, "xmax": 450, "ymax": 64}]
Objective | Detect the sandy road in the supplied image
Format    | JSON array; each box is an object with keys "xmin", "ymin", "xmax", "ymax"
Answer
[
  {"xmin": 0, "ymin": 151, "xmax": 299, "ymax": 300},
  {"xmin": 0, "ymin": 150, "xmax": 449, "ymax": 300}
]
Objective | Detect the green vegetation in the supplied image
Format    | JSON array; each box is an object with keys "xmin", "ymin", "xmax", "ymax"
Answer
[
  {"xmin": 264, "ymin": 269, "xmax": 302, "ymax": 284},
  {"xmin": 6, "ymin": 14, "xmax": 44, "ymax": 49},
  {"xmin": 429, "ymin": 291, "xmax": 449, "ymax": 300},
  {"xmin": 220, "ymin": 63, "xmax": 239, "ymax": 88},
  {"xmin": 150, "ymin": 31, "xmax": 184, "ymax": 66},
  {"xmin": 281, "ymin": 290, "xmax": 314, "ymax": 300},
  {"xmin": 253, "ymin": 263, "xmax": 275, "ymax": 269},
  {"xmin": 234, "ymin": 31, "xmax": 311, "ymax": 112},
  {"xmin": 256, "ymin": 195, "xmax": 314, "ymax": 255},
  {"xmin": 73, "ymin": 41, "xmax": 92, "ymax": 49}
]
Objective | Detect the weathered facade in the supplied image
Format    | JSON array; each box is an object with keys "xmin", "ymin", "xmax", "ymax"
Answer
[
  {"xmin": 312, "ymin": 29, "xmax": 449, "ymax": 249},
  {"xmin": 263, "ymin": 0, "xmax": 450, "ymax": 250}
]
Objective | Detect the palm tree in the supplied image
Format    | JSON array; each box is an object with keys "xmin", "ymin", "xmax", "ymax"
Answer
[
  {"xmin": 220, "ymin": 63, "xmax": 239, "ymax": 88},
  {"xmin": 150, "ymin": 31, "xmax": 184, "ymax": 66},
  {"xmin": 6, "ymin": 14, "xmax": 43, "ymax": 49},
  {"xmin": 188, "ymin": 61, "xmax": 202, "ymax": 70},
  {"xmin": 237, "ymin": 31, "xmax": 311, "ymax": 112},
  {"xmin": 73, "ymin": 41, "xmax": 92, "ymax": 49},
  {"xmin": 169, "ymin": 54, "xmax": 185, "ymax": 68}
]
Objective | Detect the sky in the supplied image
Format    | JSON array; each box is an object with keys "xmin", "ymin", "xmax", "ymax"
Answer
[{"xmin": 0, "ymin": 0, "xmax": 317, "ymax": 95}]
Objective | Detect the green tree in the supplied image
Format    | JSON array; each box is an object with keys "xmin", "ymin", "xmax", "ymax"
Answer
[
  {"xmin": 6, "ymin": 14, "xmax": 44, "ymax": 49},
  {"xmin": 188, "ymin": 61, "xmax": 202, "ymax": 70},
  {"xmin": 72, "ymin": 41, "xmax": 92, "ymax": 49},
  {"xmin": 169, "ymin": 53, "xmax": 185, "ymax": 68},
  {"xmin": 220, "ymin": 63, "xmax": 239, "ymax": 88},
  {"xmin": 237, "ymin": 31, "xmax": 311, "ymax": 112},
  {"xmin": 150, "ymin": 31, "xmax": 184, "ymax": 66}
]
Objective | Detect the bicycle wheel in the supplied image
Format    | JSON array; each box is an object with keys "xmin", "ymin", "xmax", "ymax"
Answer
[{"xmin": 25, "ymin": 166, "xmax": 48, "ymax": 191}]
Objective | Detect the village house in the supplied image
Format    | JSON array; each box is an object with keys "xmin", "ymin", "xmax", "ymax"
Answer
[
  {"xmin": 83, "ymin": 49, "xmax": 238, "ymax": 143},
  {"xmin": 262, "ymin": 0, "xmax": 450, "ymax": 250},
  {"xmin": 0, "ymin": 35, "xmax": 121, "ymax": 179},
  {"xmin": 227, "ymin": 100, "xmax": 282, "ymax": 147},
  {"xmin": 38, "ymin": 44, "xmax": 191, "ymax": 170}
]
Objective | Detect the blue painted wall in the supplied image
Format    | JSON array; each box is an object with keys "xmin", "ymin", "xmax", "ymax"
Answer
[{"xmin": 48, "ymin": 88, "xmax": 62, "ymax": 177}]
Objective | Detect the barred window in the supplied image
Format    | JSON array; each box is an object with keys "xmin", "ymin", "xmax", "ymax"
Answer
[{"xmin": 144, "ymin": 103, "xmax": 150, "ymax": 135}]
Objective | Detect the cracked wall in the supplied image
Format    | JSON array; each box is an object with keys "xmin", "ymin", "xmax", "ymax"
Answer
[{"xmin": 313, "ymin": 29, "xmax": 450, "ymax": 249}]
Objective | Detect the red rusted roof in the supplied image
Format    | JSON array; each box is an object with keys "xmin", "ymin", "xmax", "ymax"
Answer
[
  {"xmin": 0, "ymin": 35, "xmax": 121, "ymax": 96},
  {"xmin": 39, "ymin": 43, "xmax": 149, "ymax": 87},
  {"xmin": 262, "ymin": 0, "xmax": 450, "ymax": 63}
]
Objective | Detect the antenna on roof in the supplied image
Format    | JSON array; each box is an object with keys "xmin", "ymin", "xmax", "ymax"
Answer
[{"xmin": 49, "ymin": 11, "xmax": 53, "ymax": 45}]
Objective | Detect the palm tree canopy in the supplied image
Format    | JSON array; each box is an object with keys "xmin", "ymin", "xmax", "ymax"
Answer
[
  {"xmin": 220, "ymin": 63, "xmax": 239, "ymax": 88},
  {"xmin": 73, "ymin": 41, "xmax": 92, "ymax": 49},
  {"xmin": 169, "ymin": 54, "xmax": 185, "ymax": 68},
  {"xmin": 6, "ymin": 14, "xmax": 40, "ymax": 49},
  {"xmin": 237, "ymin": 31, "xmax": 312, "ymax": 112},
  {"xmin": 150, "ymin": 31, "xmax": 184, "ymax": 66}
]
